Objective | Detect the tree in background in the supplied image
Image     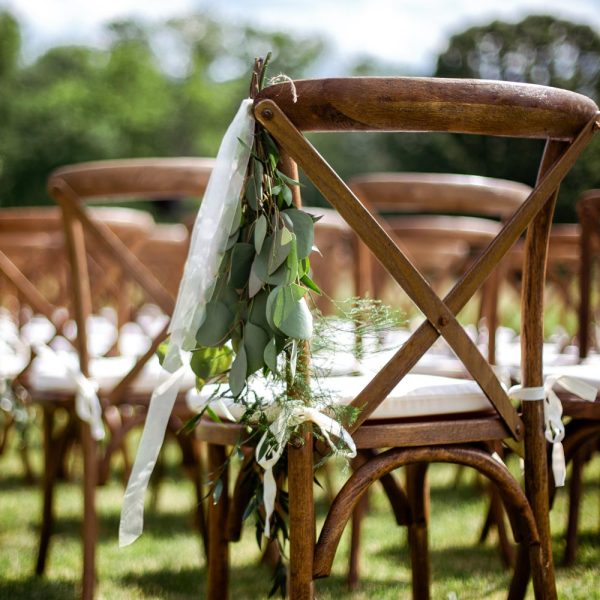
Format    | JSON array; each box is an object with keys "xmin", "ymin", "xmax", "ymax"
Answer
[
  {"xmin": 0, "ymin": 11, "xmax": 598, "ymax": 221},
  {"xmin": 0, "ymin": 10, "xmax": 325, "ymax": 208},
  {"xmin": 433, "ymin": 14, "xmax": 600, "ymax": 220}
]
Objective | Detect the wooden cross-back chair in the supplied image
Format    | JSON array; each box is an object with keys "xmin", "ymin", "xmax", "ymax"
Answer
[
  {"xmin": 543, "ymin": 189, "xmax": 600, "ymax": 566},
  {"xmin": 348, "ymin": 173, "xmax": 531, "ymax": 365},
  {"xmin": 196, "ymin": 78, "xmax": 598, "ymax": 599},
  {"xmin": 45, "ymin": 157, "xmax": 214, "ymax": 600}
]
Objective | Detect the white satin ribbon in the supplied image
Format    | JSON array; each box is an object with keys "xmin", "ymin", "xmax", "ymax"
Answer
[
  {"xmin": 36, "ymin": 345, "xmax": 105, "ymax": 441},
  {"xmin": 165, "ymin": 98, "xmax": 255, "ymax": 371},
  {"xmin": 509, "ymin": 375, "xmax": 597, "ymax": 486},
  {"xmin": 119, "ymin": 98, "xmax": 255, "ymax": 546},
  {"xmin": 119, "ymin": 358, "xmax": 188, "ymax": 546},
  {"xmin": 256, "ymin": 402, "xmax": 356, "ymax": 537}
]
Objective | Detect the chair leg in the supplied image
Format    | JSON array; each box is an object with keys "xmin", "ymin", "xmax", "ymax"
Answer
[
  {"xmin": 564, "ymin": 447, "xmax": 585, "ymax": 566},
  {"xmin": 348, "ymin": 490, "xmax": 368, "ymax": 590},
  {"xmin": 207, "ymin": 443, "xmax": 229, "ymax": 600},
  {"xmin": 406, "ymin": 463, "xmax": 430, "ymax": 600},
  {"xmin": 81, "ymin": 421, "xmax": 98, "ymax": 600},
  {"xmin": 288, "ymin": 429, "xmax": 315, "ymax": 600},
  {"xmin": 177, "ymin": 431, "xmax": 208, "ymax": 560},
  {"xmin": 508, "ymin": 543, "xmax": 530, "ymax": 600},
  {"xmin": 36, "ymin": 407, "xmax": 57, "ymax": 575}
]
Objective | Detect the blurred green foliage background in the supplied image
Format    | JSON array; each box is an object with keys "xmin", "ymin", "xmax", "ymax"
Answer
[{"xmin": 0, "ymin": 11, "xmax": 598, "ymax": 221}]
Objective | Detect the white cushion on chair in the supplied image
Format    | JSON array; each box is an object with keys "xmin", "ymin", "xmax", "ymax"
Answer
[
  {"xmin": 29, "ymin": 351, "xmax": 196, "ymax": 396},
  {"xmin": 186, "ymin": 372, "xmax": 492, "ymax": 422},
  {"xmin": 544, "ymin": 357, "xmax": 600, "ymax": 389}
]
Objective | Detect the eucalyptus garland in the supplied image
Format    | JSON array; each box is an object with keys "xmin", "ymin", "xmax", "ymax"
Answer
[{"xmin": 188, "ymin": 81, "xmax": 320, "ymax": 399}]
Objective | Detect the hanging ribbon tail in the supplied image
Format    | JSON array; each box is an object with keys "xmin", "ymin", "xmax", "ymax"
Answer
[
  {"xmin": 509, "ymin": 374, "xmax": 599, "ymax": 488},
  {"xmin": 119, "ymin": 97, "xmax": 255, "ymax": 546},
  {"xmin": 35, "ymin": 344, "xmax": 105, "ymax": 441},
  {"xmin": 256, "ymin": 404, "xmax": 356, "ymax": 538},
  {"xmin": 165, "ymin": 98, "xmax": 255, "ymax": 369},
  {"xmin": 119, "ymin": 365, "xmax": 187, "ymax": 547}
]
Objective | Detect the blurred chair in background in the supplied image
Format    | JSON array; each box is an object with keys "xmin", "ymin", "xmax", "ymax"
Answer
[{"xmin": 35, "ymin": 157, "xmax": 213, "ymax": 599}]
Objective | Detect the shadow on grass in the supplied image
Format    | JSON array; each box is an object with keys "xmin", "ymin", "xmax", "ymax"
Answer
[
  {"xmin": 0, "ymin": 577, "xmax": 77, "ymax": 600},
  {"xmin": 119, "ymin": 564, "xmax": 276, "ymax": 600},
  {"xmin": 26, "ymin": 508, "xmax": 199, "ymax": 542}
]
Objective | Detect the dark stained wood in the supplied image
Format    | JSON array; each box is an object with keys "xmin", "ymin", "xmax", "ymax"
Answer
[
  {"xmin": 256, "ymin": 98, "xmax": 524, "ymax": 439},
  {"xmin": 288, "ymin": 427, "xmax": 315, "ymax": 600},
  {"xmin": 519, "ymin": 140, "xmax": 565, "ymax": 600},
  {"xmin": 351, "ymin": 417, "xmax": 509, "ymax": 448},
  {"xmin": 407, "ymin": 463, "xmax": 430, "ymax": 600},
  {"xmin": 313, "ymin": 445, "xmax": 540, "ymax": 579},
  {"xmin": 207, "ymin": 444, "xmax": 229, "ymax": 600},
  {"xmin": 256, "ymin": 78, "xmax": 598, "ymax": 139}
]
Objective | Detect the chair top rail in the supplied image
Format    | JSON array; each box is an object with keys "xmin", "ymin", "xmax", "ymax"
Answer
[
  {"xmin": 349, "ymin": 173, "xmax": 531, "ymax": 218},
  {"xmin": 48, "ymin": 157, "xmax": 215, "ymax": 201},
  {"xmin": 255, "ymin": 77, "xmax": 598, "ymax": 140},
  {"xmin": 0, "ymin": 206, "xmax": 154, "ymax": 237}
]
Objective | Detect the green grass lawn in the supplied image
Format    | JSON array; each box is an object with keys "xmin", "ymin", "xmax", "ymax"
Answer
[{"xmin": 1, "ymin": 426, "xmax": 599, "ymax": 599}]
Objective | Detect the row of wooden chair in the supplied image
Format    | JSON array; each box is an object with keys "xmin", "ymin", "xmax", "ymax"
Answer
[
  {"xmin": 194, "ymin": 75, "xmax": 598, "ymax": 600},
  {"xmin": 1, "ymin": 75, "xmax": 599, "ymax": 600}
]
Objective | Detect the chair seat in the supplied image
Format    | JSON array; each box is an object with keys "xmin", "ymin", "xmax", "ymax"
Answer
[
  {"xmin": 28, "ymin": 351, "xmax": 196, "ymax": 397},
  {"xmin": 544, "ymin": 357, "xmax": 600, "ymax": 389},
  {"xmin": 187, "ymin": 372, "xmax": 492, "ymax": 422}
]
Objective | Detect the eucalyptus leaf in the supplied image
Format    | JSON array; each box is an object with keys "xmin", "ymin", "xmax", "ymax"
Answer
[
  {"xmin": 254, "ymin": 214, "xmax": 267, "ymax": 254},
  {"xmin": 245, "ymin": 176, "xmax": 258, "ymax": 211},
  {"xmin": 265, "ymin": 286, "xmax": 281, "ymax": 331},
  {"xmin": 271, "ymin": 185, "xmax": 282, "ymax": 195},
  {"xmin": 263, "ymin": 337, "xmax": 278, "ymax": 372},
  {"xmin": 262, "ymin": 131, "xmax": 280, "ymax": 170},
  {"xmin": 286, "ymin": 238, "xmax": 298, "ymax": 284},
  {"xmin": 281, "ymin": 185, "xmax": 293, "ymax": 207},
  {"xmin": 248, "ymin": 261, "xmax": 263, "ymax": 298},
  {"xmin": 249, "ymin": 289, "xmax": 270, "ymax": 332},
  {"xmin": 190, "ymin": 345, "xmax": 232, "ymax": 380},
  {"xmin": 277, "ymin": 297, "xmax": 313, "ymax": 340},
  {"xmin": 196, "ymin": 301, "xmax": 234, "ymax": 347},
  {"xmin": 269, "ymin": 284, "xmax": 308, "ymax": 331},
  {"xmin": 229, "ymin": 243, "xmax": 255, "ymax": 288},
  {"xmin": 280, "ymin": 227, "xmax": 294, "ymax": 246},
  {"xmin": 253, "ymin": 159, "xmax": 263, "ymax": 203},
  {"xmin": 300, "ymin": 273, "xmax": 322, "ymax": 295},
  {"xmin": 229, "ymin": 199, "xmax": 243, "ymax": 236},
  {"xmin": 268, "ymin": 228, "xmax": 292, "ymax": 274},
  {"xmin": 282, "ymin": 208, "xmax": 314, "ymax": 259},
  {"xmin": 275, "ymin": 169, "xmax": 302, "ymax": 187},
  {"xmin": 229, "ymin": 345, "xmax": 247, "ymax": 397},
  {"xmin": 244, "ymin": 323, "xmax": 269, "ymax": 375},
  {"xmin": 253, "ymin": 243, "xmax": 288, "ymax": 286}
]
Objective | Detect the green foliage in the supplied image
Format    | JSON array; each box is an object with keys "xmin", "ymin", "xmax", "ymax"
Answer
[
  {"xmin": 0, "ymin": 11, "xmax": 325, "ymax": 209},
  {"xmin": 433, "ymin": 14, "xmax": 600, "ymax": 220}
]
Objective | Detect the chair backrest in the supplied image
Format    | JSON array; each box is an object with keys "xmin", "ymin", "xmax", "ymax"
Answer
[
  {"xmin": 47, "ymin": 157, "xmax": 214, "ymax": 402},
  {"xmin": 0, "ymin": 206, "xmax": 155, "ymax": 332},
  {"xmin": 576, "ymin": 189, "xmax": 600, "ymax": 357},
  {"xmin": 347, "ymin": 174, "xmax": 532, "ymax": 346},
  {"xmin": 253, "ymin": 75, "xmax": 598, "ymax": 443}
]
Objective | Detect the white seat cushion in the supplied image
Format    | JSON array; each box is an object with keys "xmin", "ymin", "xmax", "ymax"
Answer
[
  {"xmin": 186, "ymin": 372, "xmax": 492, "ymax": 422},
  {"xmin": 544, "ymin": 357, "xmax": 600, "ymax": 389},
  {"xmin": 29, "ymin": 351, "xmax": 196, "ymax": 396}
]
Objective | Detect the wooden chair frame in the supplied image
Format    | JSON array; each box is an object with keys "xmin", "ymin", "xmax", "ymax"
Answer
[
  {"xmin": 348, "ymin": 172, "xmax": 531, "ymax": 365},
  {"xmin": 200, "ymin": 77, "xmax": 599, "ymax": 600}
]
